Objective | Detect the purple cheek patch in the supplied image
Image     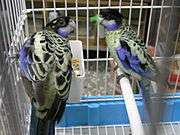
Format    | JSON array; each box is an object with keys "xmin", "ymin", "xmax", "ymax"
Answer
[{"xmin": 57, "ymin": 28, "xmax": 69, "ymax": 38}]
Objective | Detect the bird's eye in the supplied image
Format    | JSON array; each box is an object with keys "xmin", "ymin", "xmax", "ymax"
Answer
[
  {"xmin": 57, "ymin": 18, "xmax": 66, "ymax": 26},
  {"xmin": 52, "ymin": 20, "xmax": 57, "ymax": 24}
]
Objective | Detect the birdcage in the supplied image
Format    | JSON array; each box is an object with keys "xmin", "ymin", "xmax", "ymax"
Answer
[{"xmin": 0, "ymin": 0, "xmax": 180, "ymax": 135}]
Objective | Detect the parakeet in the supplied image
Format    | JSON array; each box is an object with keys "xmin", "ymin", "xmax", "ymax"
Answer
[
  {"xmin": 91, "ymin": 9, "xmax": 172, "ymax": 134},
  {"xmin": 90, "ymin": 9, "xmax": 172, "ymax": 93},
  {"xmin": 18, "ymin": 15, "xmax": 75, "ymax": 135}
]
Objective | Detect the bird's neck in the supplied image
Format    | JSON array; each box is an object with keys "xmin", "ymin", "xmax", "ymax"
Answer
[{"xmin": 105, "ymin": 26, "xmax": 124, "ymax": 36}]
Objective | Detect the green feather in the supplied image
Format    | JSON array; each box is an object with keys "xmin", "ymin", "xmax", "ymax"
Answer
[{"xmin": 21, "ymin": 30, "xmax": 72, "ymax": 135}]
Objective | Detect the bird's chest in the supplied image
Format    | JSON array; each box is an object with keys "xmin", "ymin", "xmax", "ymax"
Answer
[
  {"xmin": 105, "ymin": 31, "xmax": 143, "ymax": 79},
  {"xmin": 106, "ymin": 33, "xmax": 119, "ymax": 47},
  {"xmin": 105, "ymin": 33, "xmax": 121, "ymax": 58}
]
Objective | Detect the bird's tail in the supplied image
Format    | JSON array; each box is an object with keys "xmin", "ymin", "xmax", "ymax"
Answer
[
  {"xmin": 36, "ymin": 118, "xmax": 55, "ymax": 135},
  {"xmin": 138, "ymin": 79, "xmax": 153, "ymax": 105},
  {"xmin": 138, "ymin": 79, "xmax": 158, "ymax": 134},
  {"xmin": 30, "ymin": 102, "xmax": 56, "ymax": 135},
  {"xmin": 139, "ymin": 78, "xmax": 170, "ymax": 135},
  {"xmin": 30, "ymin": 95, "xmax": 67, "ymax": 135}
]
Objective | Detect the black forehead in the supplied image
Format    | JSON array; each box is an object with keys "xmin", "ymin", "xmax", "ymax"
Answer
[
  {"xmin": 46, "ymin": 16, "xmax": 70, "ymax": 27},
  {"xmin": 54, "ymin": 16, "xmax": 70, "ymax": 25},
  {"xmin": 100, "ymin": 9, "xmax": 123, "ymax": 21},
  {"xmin": 57, "ymin": 16, "xmax": 70, "ymax": 23}
]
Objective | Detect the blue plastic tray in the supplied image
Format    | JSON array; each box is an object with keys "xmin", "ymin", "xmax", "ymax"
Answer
[{"xmin": 57, "ymin": 93, "xmax": 180, "ymax": 127}]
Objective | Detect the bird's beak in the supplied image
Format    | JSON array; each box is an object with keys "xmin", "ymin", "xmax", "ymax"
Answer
[
  {"xmin": 69, "ymin": 19, "xmax": 76, "ymax": 29},
  {"xmin": 90, "ymin": 15, "xmax": 103, "ymax": 23},
  {"xmin": 69, "ymin": 19, "xmax": 76, "ymax": 33}
]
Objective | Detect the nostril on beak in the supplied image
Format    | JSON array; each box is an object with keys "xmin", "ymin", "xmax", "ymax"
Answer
[
  {"xmin": 70, "ymin": 29, "xmax": 74, "ymax": 33},
  {"xmin": 69, "ymin": 19, "xmax": 76, "ymax": 29}
]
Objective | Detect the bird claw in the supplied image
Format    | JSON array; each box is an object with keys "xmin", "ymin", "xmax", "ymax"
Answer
[
  {"xmin": 114, "ymin": 65, "xmax": 118, "ymax": 71},
  {"xmin": 168, "ymin": 87, "xmax": 176, "ymax": 93},
  {"xmin": 158, "ymin": 83, "xmax": 176, "ymax": 93}
]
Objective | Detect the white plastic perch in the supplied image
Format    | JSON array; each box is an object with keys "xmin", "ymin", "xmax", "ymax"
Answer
[{"xmin": 117, "ymin": 69, "xmax": 145, "ymax": 135}]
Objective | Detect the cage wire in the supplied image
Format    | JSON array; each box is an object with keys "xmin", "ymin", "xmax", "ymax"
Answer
[
  {"xmin": 0, "ymin": 0, "xmax": 180, "ymax": 135},
  {"xmin": 56, "ymin": 122, "xmax": 180, "ymax": 135}
]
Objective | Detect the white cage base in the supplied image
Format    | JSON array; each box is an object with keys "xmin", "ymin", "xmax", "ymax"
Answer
[{"xmin": 56, "ymin": 122, "xmax": 180, "ymax": 135}]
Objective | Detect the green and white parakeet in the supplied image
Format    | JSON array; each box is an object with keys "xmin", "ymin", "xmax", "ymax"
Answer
[
  {"xmin": 18, "ymin": 14, "xmax": 75, "ymax": 135},
  {"xmin": 90, "ymin": 9, "xmax": 174, "ymax": 104},
  {"xmin": 91, "ymin": 9, "xmax": 174, "ymax": 134}
]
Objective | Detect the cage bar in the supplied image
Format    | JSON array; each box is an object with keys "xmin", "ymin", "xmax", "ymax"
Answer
[
  {"xmin": 108, "ymin": 0, "xmax": 111, "ymax": 7},
  {"xmin": 64, "ymin": 0, "xmax": 68, "ymax": 16},
  {"xmin": 119, "ymin": 0, "xmax": 122, "ymax": 12},
  {"xmin": 145, "ymin": 0, "xmax": 154, "ymax": 47},
  {"xmin": 96, "ymin": 0, "xmax": 101, "ymax": 95},
  {"xmin": 42, "ymin": 0, "xmax": 47, "ymax": 26},
  {"xmin": 53, "ymin": 0, "xmax": 56, "ymax": 11},
  {"xmin": 86, "ymin": 0, "xmax": 89, "ymax": 72},
  {"xmin": 154, "ymin": 0, "xmax": 165, "ymax": 57},
  {"xmin": 165, "ymin": 0, "xmax": 175, "ymax": 43},
  {"xmin": 173, "ymin": 24, "xmax": 180, "ymax": 56},
  {"xmin": 75, "ymin": 0, "xmax": 78, "ymax": 40},
  {"xmin": 0, "ymin": 5, "xmax": 9, "ymax": 53},
  {"xmin": 2, "ymin": 0, "xmax": 11, "ymax": 46},
  {"xmin": 128, "ymin": 0, "xmax": 133, "ymax": 26},
  {"xmin": 24, "ymin": 5, "xmax": 180, "ymax": 13},
  {"xmin": 104, "ymin": 48, "xmax": 109, "ymax": 94},
  {"xmin": 137, "ymin": 0, "xmax": 144, "ymax": 37},
  {"xmin": 7, "ymin": 0, "xmax": 16, "ymax": 36},
  {"xmin": 31, "ymin": 0, "xmax": 37, "ymax": 32}
]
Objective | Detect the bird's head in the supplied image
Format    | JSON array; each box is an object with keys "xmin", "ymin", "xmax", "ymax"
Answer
[
  {"xmin": 90, "ymin": 9, "xmax": 123, "ymax": 31},
  {"xmin": 45, "ymin": 15, "xmax": 75, "ymax": 38}
]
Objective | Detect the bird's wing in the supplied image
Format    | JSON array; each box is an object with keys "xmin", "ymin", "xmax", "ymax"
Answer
[
  {"xmin": 18, "ymin": 30, "xmax": 72, "ymax": 104},
  {"xmin": 18, "ymin": 31, "xmax": 51, "ymax": 82},
  {"xmin": 116, "ymin": 37, "xmax": 159, "ymax": 81}
]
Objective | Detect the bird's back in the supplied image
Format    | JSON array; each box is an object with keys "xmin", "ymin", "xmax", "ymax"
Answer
[{"xmin": 19, "ymin": 30, "xmax": 72, "ymax": 119}]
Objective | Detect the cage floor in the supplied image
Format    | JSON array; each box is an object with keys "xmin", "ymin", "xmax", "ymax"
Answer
[{"xmin": 56, "ymin": 122, "xmax": 180, "ymax": 135}]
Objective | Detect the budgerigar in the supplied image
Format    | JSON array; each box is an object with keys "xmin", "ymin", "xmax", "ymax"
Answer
[
  {"xmin": 90, "ymin": 9, "xmax": 173, "ymax": 103},
  {"xmin": 18, "ymin": 15, "xmax": 75, "ymax": 135}
]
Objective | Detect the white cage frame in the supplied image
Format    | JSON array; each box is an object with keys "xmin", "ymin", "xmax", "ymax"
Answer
[{"xmin": 0, "ymin": 0, "xmax": 180, "ymax": 135}]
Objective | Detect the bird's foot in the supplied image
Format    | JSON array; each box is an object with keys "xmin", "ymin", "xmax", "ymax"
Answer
[
  {"xmin": 168, "ymin": 87, "xmax": 176, "ymax": 93},
  {"xmin": 114, "ymin": 65, "xmax": 118, "ymax": 71}
]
